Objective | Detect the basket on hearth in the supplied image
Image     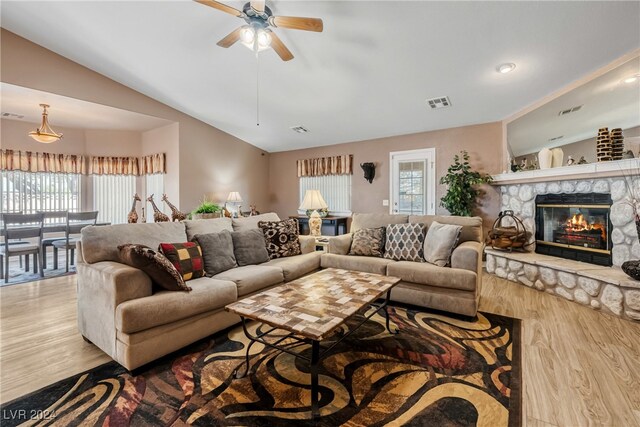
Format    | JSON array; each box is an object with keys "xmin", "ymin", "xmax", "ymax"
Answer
[{"xmin": 486, "ymin": 210, "xmax": 532, "ymax": 251}]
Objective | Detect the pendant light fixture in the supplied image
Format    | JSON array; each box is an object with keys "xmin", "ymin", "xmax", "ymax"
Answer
[{"xmin": 28, "ymin": 104, "xmax": 63, "ymax": 143}]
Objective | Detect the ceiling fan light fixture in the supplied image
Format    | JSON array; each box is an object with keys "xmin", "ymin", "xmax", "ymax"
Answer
[
  {"xmin": 257, "ymin": 29, "xmax": 272, "ymax": 48},
  {"xmin": 240, "ymin": 26, "xmax": 255, "ymax": 44},
  {"xmin": 28, "ymin": 104, "xmax": 63, "ymax": 144}
]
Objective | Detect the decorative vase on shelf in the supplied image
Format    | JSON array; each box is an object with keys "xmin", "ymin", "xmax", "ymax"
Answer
[
  {"xmin": 538, "ymin": 148, "xmax": 553, "ymax": 169},
  {"xmin": 551, "ymin": 148, "xmax": 564, "ymax": 168}
]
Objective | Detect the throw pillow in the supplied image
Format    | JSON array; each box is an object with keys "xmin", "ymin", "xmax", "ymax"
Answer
[
  {"xmin": 349, "ymin": 227, "xmax": 385, "ymax": 257},
  {"xmin": 424, "ymin": 221, "xmax": 463, "ymax": 267},
  {"xmin": 118, "ymin": 244, "xmax": 191, "ymax": 292},
  {"xmin": 193, "ymin": 230, "xmax": 237, "ymax": 276},
  {"xmin": 258, "ymin": 218, "xmax": 302, "ymax": 259},
  {"xmin": 230, "ymin": 229, "xmax": 270, "ymax": 266},
  {"xmin": 158, "ymin": 242, "xmax": 205, "ymax": 281},
  {"xmin": 384, "ymin": 223, "xmax": 426, "ymax": 262}
]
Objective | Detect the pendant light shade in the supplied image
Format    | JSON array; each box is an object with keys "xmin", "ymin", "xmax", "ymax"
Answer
[{"xmin": 28, "ymin": 104, "xmax": 63, "ymax": 143}]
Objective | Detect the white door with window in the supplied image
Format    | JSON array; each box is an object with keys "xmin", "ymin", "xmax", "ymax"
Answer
[{"xmin": 389, "ymin": 148, "xmax": 436, "ymax": 215}]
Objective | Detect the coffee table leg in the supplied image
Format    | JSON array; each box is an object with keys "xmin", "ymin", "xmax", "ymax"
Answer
[
  {"xmin": 234, "ymin": 316, "xmax": 257, "ymax": 379},
  {"xmin": 310, "ymin": 340, "xmax": 320, "ymax": 420},
  {"xmin": 384, "ymin": 290, "xmax": 399, "ymax": 335}
]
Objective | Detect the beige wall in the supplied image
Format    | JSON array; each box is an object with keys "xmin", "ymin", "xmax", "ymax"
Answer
[
  {"xmin": 142, "ymin": 122, "xmax": 180, "ymax": 206},
  {"xmin": 1, "ymin": 29, "xmax": 270, "ymax": 212},
  {"xmin": 269, "ymin": 122, "xmax": 503, "ymax": 231}
]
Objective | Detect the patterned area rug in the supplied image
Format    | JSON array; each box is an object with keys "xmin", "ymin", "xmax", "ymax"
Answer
[{"xmin": 1, "ymin": 305, "xmax": 521, "ymax": 426}]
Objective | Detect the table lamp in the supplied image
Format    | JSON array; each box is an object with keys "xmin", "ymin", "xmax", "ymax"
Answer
[
  {"xmin": 299, "ymin": 190, "xmax": 328, "ymax": 237},
  {"xmin": 226, "ymin": 191, "xmax": 243, "ymax": 218}
]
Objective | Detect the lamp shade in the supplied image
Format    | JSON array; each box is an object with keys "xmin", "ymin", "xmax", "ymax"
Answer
[
  {"xmin": 226, "ymin": 192, "xmax": 243, "ymax": 203},
  {"xmin": 299, "ymin": 190, "xmax": 328, "ymax": 210}
]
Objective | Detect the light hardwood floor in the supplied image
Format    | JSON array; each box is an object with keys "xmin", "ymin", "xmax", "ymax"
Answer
[{"xmin": 1, "ymin": 272, "xmax": 639, "ymax": 426}]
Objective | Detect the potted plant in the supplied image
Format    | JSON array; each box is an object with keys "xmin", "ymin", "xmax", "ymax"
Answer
[
  {"xmin": 440, "ymin": 150, "xmax": 493, "ymax": 216},
  {"xmin": 191, "ymin": 200, "xmax": 222, "ymax": 220}
]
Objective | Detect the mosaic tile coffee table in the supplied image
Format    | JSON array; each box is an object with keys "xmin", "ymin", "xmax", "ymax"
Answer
[{"xmin": 225, "ymin": 268, "xmax": 401, "ymax": 420}]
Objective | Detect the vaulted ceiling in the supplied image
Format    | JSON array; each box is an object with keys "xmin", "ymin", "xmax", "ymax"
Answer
[{"xmin": 1, "ymin": 1, "xmax": 639, "ymax": 152}]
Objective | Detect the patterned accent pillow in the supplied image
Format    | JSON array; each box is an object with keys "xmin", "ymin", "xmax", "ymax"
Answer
[
  {"xmin": 383, "ymin": 223, "xmax": 426, "ymax": 262},
  {"xmin": 158, "ymin": 242, "xmax": 205, "ymax": 281},
  {"xmin": 258, "ymin": 218, "xmax": 302, "ymax": 259},
  {"xmin": 349, "ymin": 227, "xmax": 385, "ymax": 257},
  {"xmin": 118, "ymin": 244, "xmax": 191, "ymax": 292}
]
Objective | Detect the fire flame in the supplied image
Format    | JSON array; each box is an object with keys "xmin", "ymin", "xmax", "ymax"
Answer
[{"xmin": 565, "ymin": 213, "xmax": 605, "ymax": 235}]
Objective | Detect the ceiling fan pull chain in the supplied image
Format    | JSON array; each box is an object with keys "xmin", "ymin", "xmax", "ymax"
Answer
[{"xmin": 256, "ymin": 51, "xmax": 260, "ymax": 126}]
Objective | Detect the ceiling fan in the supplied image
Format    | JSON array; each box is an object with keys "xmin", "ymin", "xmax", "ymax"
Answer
[{"xmin": 195, "ymin": 0, "xmax": 323, "ymax": 61}]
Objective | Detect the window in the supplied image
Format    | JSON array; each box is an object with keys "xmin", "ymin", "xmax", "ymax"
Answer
[
  {"xmin": 144, "ymin": 173, "xmax": 165, "ymax": 222},
  {"xmin": 92, "ymin": 175, "xmax": 136, "ymax": 224},
  {"xmin": 1, "ymin": 171, "xmax": 81, "ymax": 214},
  {"xmin": 299, "ymin": 175, "xmax": 351, "ymax": 215}
]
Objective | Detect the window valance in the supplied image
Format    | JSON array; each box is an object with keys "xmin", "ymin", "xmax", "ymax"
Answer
[
  {"xmin": 0, "ymin": 149, "xmax": 86, "ymax": 174},
  {"xmin": 140, "ymin": 153, "xmax": 166, "ymax": 175},
  {"xmin": 296, "ymin": 154, "xmax": 353, "ymax": 177},
  {"xmin": 89, "ymin": 153, "xmax": 166, "ymax": 175}
]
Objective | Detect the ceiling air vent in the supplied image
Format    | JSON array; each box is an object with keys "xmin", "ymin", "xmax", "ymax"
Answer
[
  {"xmin": 1, "ymin": 112, "xmax": 24, "ymax": 119},
  {"xmin": 558, "ymin": 105, "xmax": 582, "ymax": 116},
  {"xmin": 426, "ymin": 96, "xmax": 452, "ymax": 109},
  {"xmin": 290, "ymin": 126, "xmax": 309, "ymax": 134},
  {"xmin": 548, "ymin": 135, "xmax": 564, "ymax": 142}
]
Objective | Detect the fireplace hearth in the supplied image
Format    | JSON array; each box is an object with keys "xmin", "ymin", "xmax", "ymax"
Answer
[{"xmin": 535, "ymin": 193, "xmax": 613, "ymax": 266}]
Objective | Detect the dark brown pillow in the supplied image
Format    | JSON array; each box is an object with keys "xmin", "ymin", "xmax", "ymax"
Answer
[
  {"xmin": 349, "ymin": 227, "xmax": 385, "ymax": 257},
  {"xmin": 258, "ymin": 218, "xmax": 301, "ymax": 259},
  {"xmin": 158, "ymin": 242, "xmax": 205, "ymax": 281},
  {"xmin": 118, "ymin": 244, "xmax": 191, "ymax": 292}
]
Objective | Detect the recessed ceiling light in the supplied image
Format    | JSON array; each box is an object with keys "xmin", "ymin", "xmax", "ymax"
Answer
[
  {"xmin": 497, "ymin": 63, "xmax": 516, "ymax": 74},
  {"xmin": 623, "ymin": 74, "xmax": 639, "ymax": 84}
]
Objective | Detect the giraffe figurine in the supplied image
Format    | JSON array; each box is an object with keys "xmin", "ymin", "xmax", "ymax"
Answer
[
  {"xmin": 128, "ymin": 193, "xmax": 141, "ymax": 223},
  {"xmin": 161, "ymin": 193, "xmax": 187, "ymax": 222},
  {"xmin": 147, "ymin": 194, "xmax": 170, "ymax": 222}
]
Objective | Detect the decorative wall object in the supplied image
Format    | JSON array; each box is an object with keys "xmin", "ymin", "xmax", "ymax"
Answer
[
  {"xmin": 147, "ymin": 194, "xmax": 170, "ymax": 222},
  {"xmin": 296, "ymin": 155, "xmax": 353, "ymax": 177},
  {"xmin": 360, "ymin": 162, "xmax": 376, "ymax": 183},
  {"xmin": 596, "ymin": 127, "xmax": 612, "ymax": 162},
  {"xmin": 162, "ymin": 194, "xmax": 187, "ymax": 222},
  {"xmin": 610, "ymin": 128, "xmax": 624, "ymax": 161},
  {"xmin": 551, "ymin": 147, "xmax": 564, "ymax": 168},
  {"xmin": 128, "ymin": 193, "xmax": 141, "ymax": 224},
  {"xmin": 538, "ymin": 148, "xmax": 553, "ymax": 169}
]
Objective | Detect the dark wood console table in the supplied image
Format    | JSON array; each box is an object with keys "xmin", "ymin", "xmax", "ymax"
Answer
[{"xmin": 290, "ymin": 215, "xmax": 348, "ymax": 236}]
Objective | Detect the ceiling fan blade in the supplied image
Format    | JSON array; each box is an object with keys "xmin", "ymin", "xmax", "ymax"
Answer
[
  {"xmin": 269, "ymin": 16, "xmax": 323, "ymax": 32},
  {"xmin": 269, "ymin": 31, "xmax": 294, "ymax": 61},
  {"xmin": 217, "ymin": 27, "xmax": 243, "ymax": 48},
  {"xmin": 195, "ymin": 0, "xmax": 244, "ymax": 17},
  {"xmin": 250, "ymin": 0, "xmax": 265, "ymax": 13}
]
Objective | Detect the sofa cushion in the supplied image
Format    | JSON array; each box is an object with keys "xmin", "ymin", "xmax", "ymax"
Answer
[
  {"xmin": 213, "ymin": 265, "xmax": 284, "ymax": 296},
  {"xmin": 263, "ymin": 252, "xmax": 321, "ymax": 282},
  {"xmin": 115, "ymin": 277, "xmax": 237, "ymax": 334},
  {"xmin": 159, "ymin": 242, "xmax": 205, "ymax": 281},
  {"xmin": 193, "ymin": 231, "xmax": 237, "ymax": 276},
  {"xmin": 259, "ymin": 218, "xmax": 301, "ymax": 259},
  {"xmin": 320, "ymin": 253, "xmax": 395, "ymax": 275},
  {"xmin": 387, "ymin": 261, "xmax": 477, "ymax": 292},
  {"xmin": 409, "ymin": 215, "xmax": 483, "ymax": 244},
  {"xmin": 384, "ymin": 223, "xmax": 426, "ymax": 262},
  {"xmin": 423, "ymin": 221, "xmax": 462, "ymax": 267},
  {"xmin": 232, "ymin": 213, "xmax": 280, "ymax": 232},
  {"xmin": 351, "ymin": 213, "xmax": 408, "ymax": 232},
  {"xmin": 349, "ymin": 227, "xmax": 385, "ymax": 257},
  {"xmin": 118, "ymin": 244, "xmax": 190, "ymax": 292},
  {"xmin": 82, "ymin": 222, "xmax": 187, "ymax": 264},
  {"xmin": 184, "ymin": 218, "xmax": 233, "ymax": 240},
  {"xmin": 231, "ymin": 229, "xmax": 270, "ymax": 266}
]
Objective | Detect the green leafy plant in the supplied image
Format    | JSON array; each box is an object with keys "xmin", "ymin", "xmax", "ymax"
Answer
[
  {"xmin": 192, "ymin": 200, "xmax": 221, "ymax": 214},
  {"xmin": 440, "ymin": 150, "xmax": 493, "ymax": 216}
]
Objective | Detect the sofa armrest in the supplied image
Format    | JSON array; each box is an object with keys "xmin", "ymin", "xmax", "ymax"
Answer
[
  {"xmin": 328, "ymin": 234, "xmax": 352, "ymax": 255},
  {"xmin": 451, "ymin": 241, "xmax": 482, "ymax": 274},
  {"xmin": 299, "ymin": 235, "xmax": 317, "ymax": 254}
]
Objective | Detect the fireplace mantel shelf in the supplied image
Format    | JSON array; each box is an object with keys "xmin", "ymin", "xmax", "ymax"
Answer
[{"xmin": 492, "ymin": 158, "xmax": 640, "ymax": 185}]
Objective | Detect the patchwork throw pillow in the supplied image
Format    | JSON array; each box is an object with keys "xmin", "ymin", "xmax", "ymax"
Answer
[
  {"xmin": 158, "ymin": 242, "xmax": 205, "ymax": 281},
  {"xmin": 118, "ymin": 244, "xmax": 191, "ymax": 292},
  {"xmin": 384, "ymin": 223, "xmax": 426, "ymax": 262},
  {"xmin": 258, "ymin": 218, "xmax": 302, "ymax": 259},
  {"xmin": 424, "ymin": 221, "xmax": 463, "ymax": 267},
  {"xmin": 230, "ymin": 229, "xmax": 270, "ymax": 266},
  {"xmin": 349, "ymin": 227, "xmax": 385, "ymax": 257},
  {"xmin": 192, "ymin": 230, "xmax": 237, "ymax": 276}
]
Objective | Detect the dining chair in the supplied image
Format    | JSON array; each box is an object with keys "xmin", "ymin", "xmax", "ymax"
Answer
[
  {"xmin": 0, "ymin": 213, "xmax": 45, "ymax": 283},
  {"xmin": 40, "ymin": 210, "xmax": 68, "ymax": 269},
  {"xmin": 52, "ymin": 211, "xmax": 98, "ymax": 272}
]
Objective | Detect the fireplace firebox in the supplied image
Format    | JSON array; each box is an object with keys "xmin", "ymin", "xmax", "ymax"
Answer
[{"xmin": 535, "ymin": 193, "xmax": 612, "ymax": 266}]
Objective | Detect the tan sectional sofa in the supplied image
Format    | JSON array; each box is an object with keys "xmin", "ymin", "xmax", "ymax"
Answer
[
  {"xmin": 77, "ymin": 213, "xmax": 320, "ymax": 370},
  {"xmin": 321, "ymin": 213, "xmax": 484, "ymax": 317}
]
